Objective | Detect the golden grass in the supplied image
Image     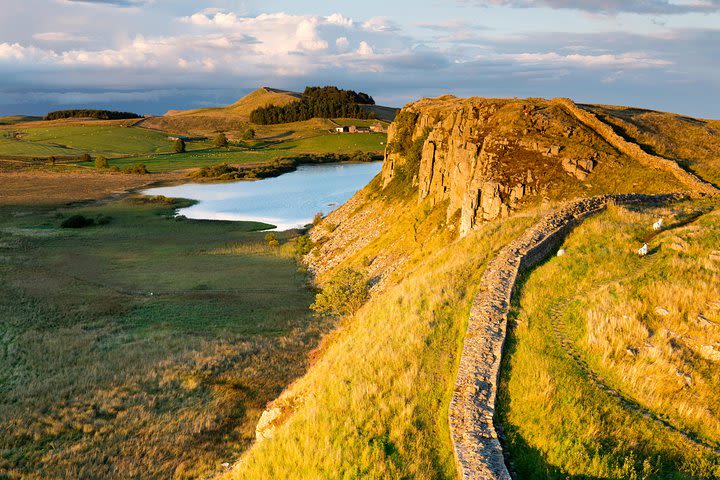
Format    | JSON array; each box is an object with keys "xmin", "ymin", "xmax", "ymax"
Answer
[
  {"xmin": 499, "ymin": 199, "xmax": 720, "ymax": 478},
  {"xmin": 217, "ymin": 207, "xmax": 537, "ymax": 479}
]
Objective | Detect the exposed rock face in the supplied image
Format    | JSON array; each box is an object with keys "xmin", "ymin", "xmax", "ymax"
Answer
[{"xmin": 381, "ymin": 96, "xmax": 622, "ymax": 237}]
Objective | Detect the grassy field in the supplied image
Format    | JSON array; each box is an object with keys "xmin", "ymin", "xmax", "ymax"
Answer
[
  {"xmin": 0, "ymin": 125, "xmax": 190, "ymax": 158},
  {"xmin": 84, "ymin": 133, "xmax": 386, "ymax": 173},
  {"xmin": 0, "ymin": 196, "xmax": 326, "ymax": 479},
  {"xmin": 498, "ymin": 200, "xmax": 720, "ymax": 478}
]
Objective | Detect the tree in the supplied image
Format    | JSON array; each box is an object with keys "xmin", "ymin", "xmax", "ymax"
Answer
[
  {"xmin": 213, "ymin": 133, "xmax": 228, "ymax": 148},
  {"xmin": 48, "ymin": 156, "xmax": 56, "ymax": 166},
  {"xmin": 80, "ymin": 153, "xmax": 92, "ymax": 162},
  {"xmin": 310, "ymin": 268, "xmax": 369, "ymax": 317},
  {"xmin": 173, "ymin": 138, "xmax": 186, "ymax": 153},
  {"xmin": 242, "ymin": 128, "xmax": 256, "ymax": 140},
  {"xmin": 95, "ymin": 156, "xmax": 108, "ymax": 169}
]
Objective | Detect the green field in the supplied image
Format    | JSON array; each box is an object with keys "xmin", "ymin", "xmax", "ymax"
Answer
[
  {"xmin": 83, "ymin": 132, "xmax": 387, "ymax": 172},
  {"xmin": 0, "ymin": 197, "xmax": 325, "ymax": 479},
  {"xmin": 0, "ymin": 125, "xmax": 178, "ymax": 157},
  {"xmin": 498, "ymin": 200, "xmax": 720, "ymax": 478},
  {"xmin": 1, "ymin": 122, "xmax": 386, "ymax": 173}
]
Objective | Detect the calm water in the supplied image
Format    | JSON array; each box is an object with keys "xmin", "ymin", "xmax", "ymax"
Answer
[{"xmin": 144, "ymin": 162, "xmax": 381, "ymax": 230}]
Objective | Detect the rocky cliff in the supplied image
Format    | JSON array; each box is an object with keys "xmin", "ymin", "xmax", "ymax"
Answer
[
  {"xmin": 309, "ymin": 95, "xmax": 685, "ymax": 283},
  {"xmin": 379, "ymin": 95, "xmax": 689, "ymax": 237}
]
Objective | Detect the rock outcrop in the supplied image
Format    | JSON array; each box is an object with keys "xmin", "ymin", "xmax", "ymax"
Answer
[{"xmin": 380, "ymin": 96, "xmax": 630, "ymax": 237}]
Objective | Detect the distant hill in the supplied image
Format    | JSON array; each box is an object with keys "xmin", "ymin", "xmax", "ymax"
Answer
[
  {"xmin": 0, "ymin": 115, "xmax": 42, "ymax": 125},
  {"xmin": 140, "ymin": 87, "xmax": 396, "ymax": 136}
]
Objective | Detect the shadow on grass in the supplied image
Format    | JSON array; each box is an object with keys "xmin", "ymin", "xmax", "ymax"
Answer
[{"xmin": 496, "ymin": 248, "xmax": 617, "ymax": 480}]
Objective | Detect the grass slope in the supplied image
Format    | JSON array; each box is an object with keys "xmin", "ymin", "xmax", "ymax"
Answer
[
  {"xmin": 219, "ymin": 192, "xmax": 538, "ymax": 479},
  {"xmin": 499, "ymin": 200, "xmax": 720, "ymax": 478},
  {"xmin": 585, "ymin": 105, "xmax": 720, "ymax": 188},
  {"xmin": 0, "ymin": 197, "xmax": 324, "ymax": 479}
]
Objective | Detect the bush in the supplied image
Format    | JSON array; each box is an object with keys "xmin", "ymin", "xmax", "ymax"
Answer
[
  {"xmin": 125, "ymin": 163, "xmax": 149, "ymax": 174},
  {"xmin": 213, "ymin": 133, "xmax": 228, "ymax": 148},
  {"xmin": 264, "ymin": 233, "xmax": 280, "ymax": 248},
  {"xmin": 313, "ymin": 212, "xmax": 324, "ymax": 226},
  {"xmin": 95, "ymin": 214, "xmax": 112, "ymax": 225},
  {"xmin": 80, "ymin": 153, "xmax": 92, "ymax": 163},
  {"xmin": 95, "ymin": 156, "xmax": 108, "ymax": 169},
  {"xmin": 293, "ymin": 235, "xmax": 314, "ymax": 257},
  {"xmin": 173, "ymin": 138, "xmax": 186, "ymax": 153},
  {"xmin": 311, "ymin": 268, "xmax": 369, "ymax": 317},
  {"xmin": 60, "ymin": 215, "xmax": 95, "ymax": 229},
  {"xmin": 242, "ymin": 128, "xmax": 256, "ymax": 140}
]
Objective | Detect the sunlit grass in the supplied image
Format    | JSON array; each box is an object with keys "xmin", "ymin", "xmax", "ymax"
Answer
[{"xmin": 499, "ymin": 199, "xmax": 720, "ymax": 478}]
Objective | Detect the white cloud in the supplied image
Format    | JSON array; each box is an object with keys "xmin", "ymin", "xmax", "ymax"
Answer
[
  {"xmin": 362, "ymin": 17, "xmax": 399, "ymax": 32},
  {"xmin": 33, "ymin": 32, "xmax": 91, "ymax": 42},
  {"xmin": 357, "ymin": 41, "xmax": 374, "ymax": 56},
  {"xmin": 505, "ymin": 51, "xmax": 672, "ymax": 68},
  {"xmin": 335, "ymin": 36, "xmax": 350, "ymax": 50},
  {"xmin": 325, "ymin": 13, "xmax": 353, "ymax": 27}
]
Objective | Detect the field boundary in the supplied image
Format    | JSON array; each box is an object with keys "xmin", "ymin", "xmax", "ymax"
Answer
[
  {"xmin": 552, "ymin": 98, "xmax": 719, "ymax": 197},
  {"xmin": 449, "ymin": 193, "xmax": 682, "ymax": 479}
]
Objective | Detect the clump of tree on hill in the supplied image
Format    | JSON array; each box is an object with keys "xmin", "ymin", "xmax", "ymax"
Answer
[
  {"xmin": 250, "ymin": 86, "xmax": 376, "ymax": 125},
  {"xmin": 44, "ymin": 110, "xmax": 142, "ymax": 121}
]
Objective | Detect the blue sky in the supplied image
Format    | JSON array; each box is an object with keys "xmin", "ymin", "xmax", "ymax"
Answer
[{"xmin": 1, "ymin": 0, "xmax": 718, "ymax": 117}]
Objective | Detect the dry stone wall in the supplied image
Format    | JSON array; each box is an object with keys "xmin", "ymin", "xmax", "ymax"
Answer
[
  {"xmin": 553, "ymin": 98, "xmax": 719, "ymax": 197},
  {"xmin": 449, "ymin": 193, "xmax": 681, "ymax": 480}
]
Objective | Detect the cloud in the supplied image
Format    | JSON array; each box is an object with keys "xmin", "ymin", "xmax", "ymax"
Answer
[
  {"xmin": 361, "ymin": 17, "xmax": 400, "ymax": 32},
  {"xmin": 464, "ymin": 0, "xmax": 720, "ymax": 14},
  {"xmin": 63, "ymin": 0, "xmax": 150, "ymax": 6},
  {"xmin": 33, "ymin": 32, "xmax": 91, "ymax": 42},
  {"xmin": 503, "ymin": 51, "xmax": 672, "ymax": 67}
]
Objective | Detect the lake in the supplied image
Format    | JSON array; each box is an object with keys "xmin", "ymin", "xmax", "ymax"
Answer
[{"xmin": 143, "ymin": 162, "xmax": 382, "ymax": 230}]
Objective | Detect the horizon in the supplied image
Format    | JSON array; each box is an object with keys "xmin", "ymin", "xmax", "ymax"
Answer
[{"xmin": 1, "ymin": 1, "xmax": 719, "ymax": 118}]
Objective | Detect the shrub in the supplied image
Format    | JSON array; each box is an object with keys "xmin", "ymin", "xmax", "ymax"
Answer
[
  {"xmin": 109, "ymin": 165, "xmax": 121, "ymax": 172},
  {"xmin": 60, "ymin": 215, "xmax": 95, "ymax": 229},
  {"xmin": 173, "ymin": 138, "xmax": 186, "ymax": 153},
  {"xmin": 125, "ymin": 164, "xmax": 149, "ymax": 175},
  {"xmin": 311, "ymin": 268, "xmax": 369, "ymax": 317},
  {"xmin": 95, "ymin": 156, "xmax": 109, "ymax": 169},
  {"xmin": 313, "ymin": 212, "xmax": 324, "ymax": 226},
  {"xmin": 213, "ymin": 133, "xmax": 228, "ymax": 148},
  {"xmin": 242, "ymin": 128, "xmax": 256, "ymax": 140},
  {"xmin": 264, "ymin": 233, "xmax": 280, "ymax": 248},
  {"xmin": 293, "ymin": 235, "xmax": 313, "ymax": 257},
  {"xmin": 95, "ymin": 214, "xmax": 112, "ymax": 225},
  {"xmin": 80, "ymin": 153, "xmax": 92, "ymax": 163}
]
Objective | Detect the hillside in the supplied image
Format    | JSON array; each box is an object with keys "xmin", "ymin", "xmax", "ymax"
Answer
[
  {"xmin": 140, "ymin": 87, "xmax": 396, "ymax": 137},
  {"xmin": 220, "ymin": 95, "xmax": 720, "ymax": 479}
]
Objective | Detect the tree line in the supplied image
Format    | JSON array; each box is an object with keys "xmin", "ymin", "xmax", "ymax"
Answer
[
  {"xmin": 45, "ymin": 110, "xmax": 142, "ymax": 121},
  {"xmin": 250, "ymin": 86, "xmax": 376, "ymax": 125}
]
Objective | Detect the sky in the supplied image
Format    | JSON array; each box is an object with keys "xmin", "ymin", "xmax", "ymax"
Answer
[{"xmin": 0, "ymin": 0, "xmax": 718, "ymax": 117}]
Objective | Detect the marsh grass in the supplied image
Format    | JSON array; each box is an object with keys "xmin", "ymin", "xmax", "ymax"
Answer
[{"xmin": 499, "ymin": 199, "xmax": 720, "ymax": 479}]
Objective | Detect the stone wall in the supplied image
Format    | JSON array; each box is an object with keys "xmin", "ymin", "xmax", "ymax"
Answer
[
  {"xmin": 449, "ymin": 193, "xmax": 681, "ymax": 480},
  {"xmin": 553, "ymin": 98, "xmax": 718, "ymax": 197}
]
